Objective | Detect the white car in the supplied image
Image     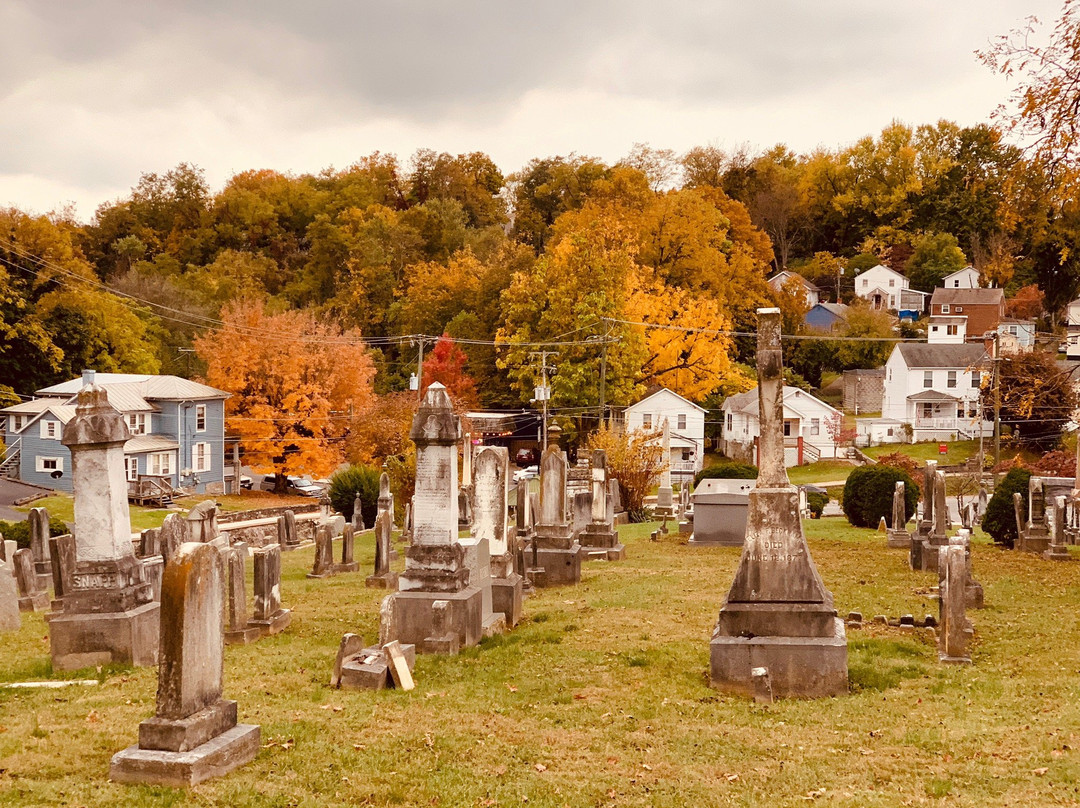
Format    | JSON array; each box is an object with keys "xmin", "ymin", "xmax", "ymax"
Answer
[{"xmin": 513, "ymin": 465, "xmax": 539, "ymax": 483}]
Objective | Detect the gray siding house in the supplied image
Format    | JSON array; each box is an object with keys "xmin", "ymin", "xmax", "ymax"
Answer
[{"xmin": 2, "ymin": 370, "xmax": 229, "ymax": 498}]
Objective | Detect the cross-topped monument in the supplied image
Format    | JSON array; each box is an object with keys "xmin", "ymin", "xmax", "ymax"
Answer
[{"xmin": 709, "ymin": 308, "xmax": 847, "ymax": 698}]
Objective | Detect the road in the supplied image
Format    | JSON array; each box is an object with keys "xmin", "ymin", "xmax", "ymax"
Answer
[{"xmin": 0, "ymin": 478, "xmax": 50, "ymax": 521}]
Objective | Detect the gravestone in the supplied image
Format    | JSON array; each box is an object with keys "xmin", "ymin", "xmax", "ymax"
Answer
[
  {"xmin": 1044, "ymin": 495, "xmax": 1072, "ymax": 561},
  {"xmin": 0, "ymin": 558, "xmax": 21, "ymax": 632},
  {"xmin": 516, "ymin": 481, "xmax": 537, "ymax": 593},
  {"xmin": 912, "ymin": 460, "xmax": 937, "ymax": 557},
  {"xmin": 402, "ymin": 503, "xmax": 413, "ymax": 543},
  {"xmin": 911, "ymin": 470, "xmax": 948, "ymax": 572},
  {"xmin": 1019, "ymin": 476, "xmax": 1051, "ymax": 554},
  {"xmin": 679, "ymin": 481, "xmax": 694, "ymax": 534},
  {"xmin": 366, "ymin": 473, "xmax": 398, "ymax": 589},
  {"xmin": 978, "ymin": 486, "xmax": 988, "ymax": 520},
  {"xmin": 654, "ymin": 419, "xmax": 676, "ymax": 518},
  {"xmin": 247, "ymin": 545, "xmax": 291, "ymax": 636},
  {"xmin": 28, "ymin": 507, "xmax": 52, "ymax": 591},
  {"xmin": 110, "ymin": 542, "xmax": 260, "ymax": 786},
  {"xmin": 938, "ymin": 536, "xmax": 973, "ymax": 664},
  {"xmin": 307, "ymin": 523, "xmax": 335, "ymax": 579},
  {"xmin": 337, "ymin": 524, "xmax": 359, "ymax": 573},
  {"xmin": 224, "ymin": 546, "xmax": 259, "ymax": 645},
  {"xmin": 471, "ymin": 446, "xmax": 521, "ymax": 629},
  {"xmin": 330, "ymin": 630, "xmax": 417, "ymax": 690},
  {"xmin": 48, "ymin": 384, "xmax": 159, "ymax": 671},
  {"xmin": 951, "ymin": 528, "xmax": 985, "ymax": 609},
  {"xmin": 387, "ymin": 384, "xmax": 484, "ymax": 650},
  {"xmin": 158, "ymin": 513, "xmax": 187, "ymax": 565},
  {"xmin": 571, "ymin": 491, "xmax": 592, "ymax": 539},
  {"xmin": 709, "ymin": 308, "xmax": 847, "ymax": 698},
  {"xmin": 185, "ymin": 501, "xmax": 222, "ymax": 546},
  {"xmin": 689, "ymin": 478, "xmax": 753, "ymax": 546},
  {"xmin": 13, "ymin": 548, "xmax": 49, "ymax": 611},
  {"xmin": 886, "ymin": 481, "xmax": 911, "ymax": 549},
  {"xmin": 578, "ymin": 450, "xmax": 625, "ymax": 560},
  {"xmin": 277, "ymin": 510, "xmax": 300, "ymax": 551},
  {"xmin": 529, "ymin": 445, "xmax": 583, "ymax": 586},
  {"xmin": 352, "ymin": 493, "xmax": 365, "ymax": 531}
]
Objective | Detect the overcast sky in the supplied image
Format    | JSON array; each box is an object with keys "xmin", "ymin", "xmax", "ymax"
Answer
[{"xmin": 0, "ymin": 1, "xmax": 1063, "ymax": 220}]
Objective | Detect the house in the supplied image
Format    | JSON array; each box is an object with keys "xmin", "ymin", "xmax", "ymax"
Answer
[
  {"xmin": 804, "ymin": 302, "xmax": 850, "ymax": 332},
  {"xmin": 926, "ymin": 315, "xmax": 967, "ymax": 345},
  {"xmin": 1064, "ymin": 297, "xmax": 1080, "ymax": 359},
  {"xmin": 941, "ymin": 266, "xmax": 981, "ymax": 289},
  {"xmin": 929, "ymin": 288, "xmax": 1005, "ymax": 340},
  {"xmin": 721, "ymin": 386, "xmax": 842, "ymax": 466},
  {"xmin": 873, "ymin": 343, "xmax": 990, "ymax": 443},
  {"xmin": 997, "ymin": 318, "xmax": 1036, "ymax": 353},
  {"xmin": 623, "ymin": 388, "xmax": 706, "ymax": 477},
  {"xmin": 898, "ymin": 288, "xmax": 931, "ymax": 320},
  {"xmin": 768, "ymin": 271, "xmax": 820, "ymax": 307},
  {"xmin": 854, "ymin": 264, "xmax": 908, "ymax": 310},
  {"xmin": 842, "ymin": 369, "xmax": 885, "ymax": 414},
  {"xmin": 1, "ymin": 370, "xmax": 230, "ymax": 498}
]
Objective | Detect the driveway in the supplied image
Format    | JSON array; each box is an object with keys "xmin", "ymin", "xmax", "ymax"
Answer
[{"xmin": 0, "ymin": 478, "xmax": 50, "ymax": 522}]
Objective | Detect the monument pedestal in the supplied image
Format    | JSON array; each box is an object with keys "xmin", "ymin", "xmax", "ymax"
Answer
[
  {"xmin": 390, "ymin": 586, "xmax": 485, "ymax": 648},
  {"xmin": 886, "ymin": 529, "xmax": 911, "ymax": 549},
  {"xmin": 110, "ymin": 723, "xmax": 260, "ymax": 787},
  {"xmin": 47, "ymin": 600, "xmax": 160, "ymax": 671},
  {"xmin": 366, "ymin": 571, "xmax": 399, "ymax": 589},
  {"xmin": 530, "ymin": 524, "xmax": 583, "ymax": 586},
  {"xmin": 491, "ymin": 574, "xmax": 523, "ymax": 628},
  {"xmin": 225, "ymin": 624, "xmax": 261, "ymax": 645},
  {"xmin": 247, "ymin": 609, "xmax": 291, "ymax": 637},
  {"xmin": 578, "ymin": 523, "xmax": 625, "ymax": 561},
  {"xmin": 1019, "ymin": 528, "xmax": 1050, "ymax": 554}
]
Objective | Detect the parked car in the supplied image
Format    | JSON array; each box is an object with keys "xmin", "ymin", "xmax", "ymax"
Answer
[
  {"xmin": 515, "ymin": 448, "xmax": 539, "ymax": 466},
  {"xmin": 513, "ymin": 465, "xmax": 539, "ymax": 483},
  {"xmin": 260, "ymin": 474, "xmax": 323, "ymax": 497},
  {"xmin": 239, "ymin": 475, "xmax": 253, "ymax": 490}
]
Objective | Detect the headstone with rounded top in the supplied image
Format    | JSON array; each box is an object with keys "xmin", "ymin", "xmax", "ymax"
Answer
[{"xmin": 579, "ymin": 450, "xmax": 625, "ymax": 560}]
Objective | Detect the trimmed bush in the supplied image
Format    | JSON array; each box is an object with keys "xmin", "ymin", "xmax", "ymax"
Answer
[
  {"xmin": 806, "ymin": 491, "xmax": 829, "ymax": 518},
  {"xmin": 981, "ymin": 467, "xmax": 1032, "ymax": 548},
  {"xmin": 842, "ymin": 465, "xmax": 919, "ymax": 529},
  {"xmin": 0, "ymin": 515, "xmax": 69, "ymax": 549},
  {"xmin": 695, "ymin": 461, "xmax": 758, "ymax": 485},
  {"xmin": 328, "ymin": 464, "xmax": 381, "ymax": 528}
]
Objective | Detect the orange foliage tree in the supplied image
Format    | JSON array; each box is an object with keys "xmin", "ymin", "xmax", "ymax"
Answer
[
  {"xmin": 422, "ymin": 333, "xmax": 479, "ymax": 410},
  {"xmin": 194, "ymin": 299, "xmax": 376, "ymax": 491}
]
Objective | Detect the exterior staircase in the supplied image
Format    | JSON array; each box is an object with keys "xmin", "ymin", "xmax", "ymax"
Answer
[{"xmin": 0, "ymin": 439, "xmax": 20, "ymax": 479}]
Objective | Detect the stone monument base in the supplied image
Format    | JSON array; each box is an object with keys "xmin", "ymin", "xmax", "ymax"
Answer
[
  {"xmin": 19, "ymin": 591, "xmax": 49, "ymax": 612},
  {"xmin": 1044, "ymin": 545, "xmax": 1072, "ymax": 561},
  {"xmin": 491, "ymin": 574, "xmax": 523, "ymax": 628},
  {"xmin": 47, "ymin": 602, "xmax": 160, "ymax": 671},
  {"xmin": 110, "ymin": 723, "xmax": 260, "ymax": 787},
  {"xmin": 225, "ymin": 624, "xmax": 261, "ymax": 645},
  {"xmin": 335, "ymin": 561, "xmax": 360, "ymax": 574},
  {"xmin": 482, "ymin": 612, "xmax": 507, "ymax": 638},
  {"xmin": 530, "ymin": 544, "xmax": 583, "ymax": 586},
  {"xmin": 366, "ymin": 571, "xmax": 399, "ymax": 589},
  {"xmin": 389, "ymin": 586, "xmax": 484, "ymax": 650},
  {"xmin": 247, "ymin": 608, "xmax": 291, "ymax": 637},
  {"xmin": 709, "ymin": 617, "xmax": 848, "ymax": 699},
  {"xmin": 578, "ymin": 525, "xmax": 625, "ymax": 561},
  {"xmin": 910, "ymin": 539, "xmax": 944, "ymax": 572},
  {"xmin": 339, "ymin": 644, "xmax": 416, "ymax": 690},
  {"xmin": 1018, "ymin": 532, "xmax": 1051, "ymax": 554},
  {"xmin": 886, "ymin": 529, "xmax": 911, "ymax": 549}
]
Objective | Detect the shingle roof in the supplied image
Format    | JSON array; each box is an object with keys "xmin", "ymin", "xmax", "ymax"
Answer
[
  {"xmin": 895, "ymin": 343, "xmax": 987, "ymax": 369},
  {"xmin": 930, "ymin": 288, "xmax": 1005, "ymax": 306},
  {"xmin": 907, "ymin": 390, "xmax": 960, "ymax": 402}
]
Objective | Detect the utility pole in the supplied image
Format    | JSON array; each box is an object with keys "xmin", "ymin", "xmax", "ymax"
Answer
[
  {"xmin": 178, "ymin": 347, "xmax": 195, "ymax": 376},
  {"xmin": 412, "ymin": 336, "xmax": 432, "ymax": 402},
  {"xmin": 529, "ymin": 350, "xmax": 557, "ymax": 449}
]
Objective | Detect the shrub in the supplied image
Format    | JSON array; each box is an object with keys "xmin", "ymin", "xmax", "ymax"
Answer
[
  {"xmin": 328, "ymin": 464, "xmax": 381, "ymax": 527},
  {"xmin": 806, "ymin": 491, "xmax": 829, "ymax": 518},
  {"xmin": 842, "ymin": 465, "xmax": 919, "ymax": 528},
  {"xmin": 981, "ymin": 467, "xmax": 1032, "ymax": 548},
  {"xmin": 584, "ymin": 423, "xmax": 666, "ymax": 523},
  {"xmin": 874, "ymin": 452, "xmax": 921, "ymax": 496},
  {"xmin": 0, "ymin": 515, "xmax": 69, "ymax": 549},
  {"xmin": 694, "ymin": 461, "xmax": 758, "ymax": 485}
]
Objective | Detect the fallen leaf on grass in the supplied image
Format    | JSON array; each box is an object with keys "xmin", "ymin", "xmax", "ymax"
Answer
[
  {"xmin": 641, "ymin": 763, "xmax": 652, "ymax": 771},
  {"xmin": 505, "ymin": 683, "xmax": 518, "ymax": 693},
  {"xmin": 802, "ymin": 788, "xmax": 826, "ymax": 800},
  {"xmin": 724, "ymin": 774, "xmax": 739, "ymax": 782},
  {"xmin": 606, "ymin": 757, "xmax": 618, "ymax": 765},
  {"xmin": 85, "ymin": 710, "xmax": 100, "ymax": 724},
  {"xmin": 1033, "ymin": 767, "xmax": 1049, "ymax": 775},
  {"xmin": 534, "ymin": 763, "xmax": 547, "ymax": 773},
  {"xmin": 319, "ymin": 704, "xmax": 343, "ymax": 712}
]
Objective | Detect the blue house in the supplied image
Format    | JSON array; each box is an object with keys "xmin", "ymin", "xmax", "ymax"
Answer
[
  {"xmin": 1, "ymin": 370, "xmax": 230, "ymax": 500},
  {"xmin": 804, "ymin": 302, "xmax": 850, "ymax": 333}
]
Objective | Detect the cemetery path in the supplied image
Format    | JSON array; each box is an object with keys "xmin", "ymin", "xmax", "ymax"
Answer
[{"xmin": 0, "ymin": 479, "xmax": 48, "ymax": 521}]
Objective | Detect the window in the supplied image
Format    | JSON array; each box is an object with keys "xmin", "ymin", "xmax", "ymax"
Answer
[
  {"xmin": 11, "ymin": 415, "xmax": 24, "ymax": 432},
  {"xmin": 953, "ymin": 279, "xmax": 960, "ymax": 287},
  {"xmin": 40, "ymin": 420, "xmax": 60, "ymax": 440},
  {"xmin": 947, "ymin": 325, "xmax": 958, "ymax": 336},
  {"xmin": 677, "ymin": 414, "xmax": 686, "ymax": 430},
  {"xmin": 783, "ymin": 421, "xmax": 792, "ymax": 437},
  {"xmin": 193, "ymin": 442, "xmax": 211, "ymax": 473},
  {"xmin": 726, "ymin": 413, "xmax": 733, "ymax": 431},
  {"xmin": 921, "ymin": 403, "xmax": 933, "ymax": 418},
  {"xmin": 923, "ymin": 371, "xmax": 933, "ymax": 388},
  {"xmin": 35, "ymin": 456, "xmax": 62, "ymax": 473},
  {"xmin": 941, "ymin": 304, "xmax": 950, "ymax": 313},
  {"xmin": 681, "ymin": 450, "xmax": 690, "ymax": 461},
  {"xmin": 862, "ymin": 279, "xmax": 868, "ymax": 288},
  {"xmin": 642, "ymin": 413, "xmax": 652, "ymax": 429},
  {"xmin": 971, "ymin": 371, "xmax": 981, "ymax": 389},
  {"xmin": 889, "ymin": 279, "xmax": 895, "ymax": 287},
  {"xmin": 126, "ymin": 413, "xmax": 146, "ymax": 435},
  {"xmin": 947, "ymin": 371, "xmax": 957, "ymax": 388},
  {"xmin": 968, "ymin": 404, "xmax": 979, "ymax": 419},
  {"xmin": 124, "ymin": 456, "xmax": 138, "ymax": 481},
  {"xmin": 149, "ymin": 452, "xmax": 173, "ymax": 476},
  {"xmin": 886, "ymin": 427, "xmax": 894, "ymax": 437},
  {"xmin": 955, "ymin": 306, "xmax": 963, "ymax": 313},
  {"xmin": 931, "ymin": 326, "xmax": 939, "ymax": 333},
  {"xmin": 195, "ymin": 404, "xmax": 207, "ymax": 432},
  {"xmin": 810, "ymin": 418, "xmax": 820, "ymax": 436}
]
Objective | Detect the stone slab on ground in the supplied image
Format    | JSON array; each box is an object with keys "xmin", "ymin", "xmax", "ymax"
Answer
[{"xmin": 110, "ymin": 724, "xmax": 260, "ymax": 787}]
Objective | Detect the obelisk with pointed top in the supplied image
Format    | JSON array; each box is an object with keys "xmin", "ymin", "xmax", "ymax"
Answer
[{"xmin": 709, "ymin": 308, "xmax": 847, "ymax": 698}]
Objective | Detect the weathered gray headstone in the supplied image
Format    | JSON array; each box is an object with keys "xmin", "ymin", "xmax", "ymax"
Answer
[
  {"xmin": 938, "ymin": 537, "xmax": 972, "ymax": 664},
  {"xmin": 472, "ymin": 446, "xmax": 521, "ymax": 628},
  {"xmin": 1045, "ymin": 495, "xmax": 1072, "ymax": 561},
  {"xmin": 579, "ymin": 450, "xmax": 625, "ymax": 560},
  {"xmin": 158, "ymin": 514, "xmax": 187, "ymax": 566},
  {"xmin": 352, "ymin": 493, "xmax": 365, "ymax": 531},
  {"xmin": 110, "ymin": 542, "xmax": 260, "ymax": 786},
  {"xmin": 0, "ymin": 559, "xmax": 21, "ymax": 632},
  {"xmin": 28, "ymin": 507, "xmax": 52, "ymax": 590},
  {"xmin": 185, "ymin": 500, "xmax": 221, "ymax": 545},
  {"xmin": 367, "ymin": 473, "xmax": 398, "ymax": 589},
  {"xmin": 225, "ymin": 545, "xmax": 259, "ymax": 645},
  {"xmin": 1019, "ymin": 476, "xmax": 1051, "ymax": 553},
  {"xmin": 338, "ymin": 523, "xmax": 358, "ymax": 573},
  {"xmin": 387, "ymin": 384, "xmax": 484, "ymax": 650},
  {"xmin": 710, "ymin": 308, "xmax": 847, "ymax": 698},
  {"xmin": 48, "ymin": 384, "xmax": 159, "ymax": 671},
  {"xmin": 654, "ymin": 418, "xmax": 676, "ymax": 518},
  {"xmin": 13, "ymin": 548, "xmax": 48, "ymax": 612},
  {"xmin": 529, "ymin": 445, "xmax": 583, "ymax": 586},
  {"xmin": 307, "ymin": 523, "xmax": 335, "ymax": 579},
  {"xmin": 887, "ymin": 481, "xmax": 911, "ymax": 549},
  {"xmin": 248, "ymin": 545, "xmax": 291, "ymax": 636}
]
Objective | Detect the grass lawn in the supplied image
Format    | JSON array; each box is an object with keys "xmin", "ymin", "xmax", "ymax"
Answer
[
  {"xmin": 863, "ymin": 440, "xmax": 982, "ymax": 465},
  {"xmin": 2, "ymin": 519, "xmax": 1079, "ymax": 806},
  {"xmin": 787, "ymin": 459, "xmax": 857, "ymax": 485}
]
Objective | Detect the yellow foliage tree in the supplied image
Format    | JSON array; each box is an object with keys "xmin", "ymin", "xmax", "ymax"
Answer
[{"xmin": 194, "ymin": 299, "xmax": 376, "ymax": 490}]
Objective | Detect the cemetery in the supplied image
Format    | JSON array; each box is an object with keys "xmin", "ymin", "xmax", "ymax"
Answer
[{"xmin": 0, "ymin": 314, "xmax": 1073, "ymax": 805}]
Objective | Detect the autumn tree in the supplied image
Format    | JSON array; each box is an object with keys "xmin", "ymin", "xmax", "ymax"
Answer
[
  {"xmin": 583, "ymin": 421, "xmax": 666, "ymax": 522},
  {"xmin": 422, "ymin": 334, "xmax": 479, "ymax": 411},
  {"xmin": 194, "ymin": 299, "xmax": 376, "ymax": 491},
  {"xmin": 982, "ymin": 350, "xmax": 1079, "ymax": 448},
  {"xmin": 1005, "ymin": 284, "xmax": 1045, "ymax": 319},
  {"xmin": 345, "ymin": 392, "xmax": 416, "ymax": 466}
]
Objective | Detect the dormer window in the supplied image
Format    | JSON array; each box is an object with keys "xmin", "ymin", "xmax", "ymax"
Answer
[
  {"xmin": 126, "ymin": 413, "xmax": 146, "ymax": 435},
  {"xmin": 40, "ymin": 420, "xmax": 60, "ymax": 440}
]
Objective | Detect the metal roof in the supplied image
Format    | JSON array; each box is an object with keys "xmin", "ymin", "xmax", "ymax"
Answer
[
  {"xmin": 907, "ymin": 390, "xmax": 960, "ymax": 402},
  {"xmin": 895, "ymin": 343, "xmax": 987, "ymax": 369},
  {"xmin": 123, "ymin": 435, "xmax": 180, "ymax": 454},
  {"xmin": 37, "ymin": 373, "xmax": 229, "ymax": 401}
]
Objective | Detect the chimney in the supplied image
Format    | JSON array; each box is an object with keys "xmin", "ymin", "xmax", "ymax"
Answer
[{"xmin": 82, "ymin": 369, "xmax": 96, "ymax": 387}]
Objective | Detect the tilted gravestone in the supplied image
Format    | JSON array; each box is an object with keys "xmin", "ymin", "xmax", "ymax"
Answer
[
  {"xmin": 709, "ymin": 308, "xmax": 847, "ymax": 698},
  {"xmin": 247, "ymin": 545, "xmax": 291, "ymax": 636},
  {"xmin": 110, "ymin": 542, "xmax": 260, "ymax": 786},
  {"xmin": 366, "ymin": 473, "xmax": 398, "ymax": 590},
  {"xmin": 470, "ymin": 446, "xmax": 521, "ymax": 630},
  {"xmin": 529, "ymin": 445, "xmax": 584, "ymax": 586},
  {"xmin": 13, "ymin": 548, "xmax": 48, "ymax": 612},
  {"xmin": 0, "ymin": 558, "xmax": 20, "ymax": 633},
  {"xmin": 386, "ymin": 384, "xmax": 484, "ymax": 652},
  {"xmin": 48, "ymin": 384, "xmax": 159, "ymax": 671},
  {"xmin": 307, "ymin": 524, "xmax": 336, "ymax": 579},
  {"xmin": 578, "ymin": 450, "xmax": 625, "ymax": 560},
  {"xmin": 938, "ymin": 536, "xmax": 973, "ymax": 664}
]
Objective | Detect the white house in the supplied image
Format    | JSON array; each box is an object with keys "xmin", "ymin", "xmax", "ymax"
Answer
[
  {"xmin": 768, "ymin": 271, "xmax": 820, "ymax": 307},
  {"xmin": 854, "ymin": 264, "xmax": 908, "ymax": 311},
  {"xmin": 1065, "ymin": 297, "xmax": 1080, "ymax": 359},
  {"xmin": 941, "ymin": 266, "xmax": 981, "ymax": 289},
  {"xmin": 926, "ymin": 315, "xmax": 967, "ymax": 345},
  {"xmin": 872, "ymin": 343, "xmax": 990, "ymax": 443},
  {"xmin": 721, "ymin": 386, "xmax": 842, "ymax": 466},
  {"xmin": 623, "ymin": 388, "xmax": 706, "ymax": 477}
]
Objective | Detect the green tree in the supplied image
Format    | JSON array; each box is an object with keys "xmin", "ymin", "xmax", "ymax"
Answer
[
  {"xmin": 905, "ymin": 232, "xmax": 968, "ymax": 292},
  {"xmin": 842, "ymin": 465, "xmax": 919, "ymax": 528},
  {"xmin": 981, "ymin": 467, "xmax": 1032, "ymax": 547}
]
